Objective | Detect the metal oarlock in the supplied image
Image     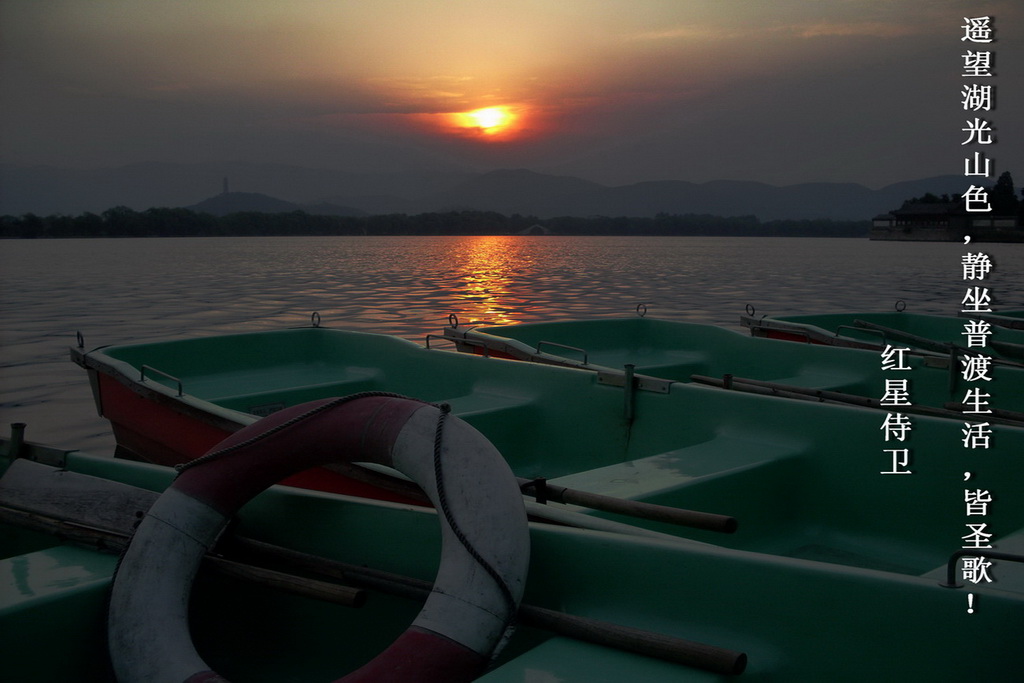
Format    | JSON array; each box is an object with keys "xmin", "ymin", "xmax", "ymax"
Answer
[
  {"xmin": 5, "ymin": 423, "xmax": 26, "ymax": 462},
  {"xmin": 536, "ymin": 341, "xmax": 588, "ymax": 365},
  {"xmin": 624, "ymin": 364, "xmax": 636, "ymax": 423},
  {"xmin": 520, "ymin": 477, "xmax": 548, "ymax": 504},
  {"xmin": 140, "ymin": 365, "xmax": 183, "ymax": 397}
]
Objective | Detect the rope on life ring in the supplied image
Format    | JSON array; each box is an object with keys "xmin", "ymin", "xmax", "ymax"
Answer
[{"xmin": 108, "ymin": 394, "xmax": 530, "ymax": 683}]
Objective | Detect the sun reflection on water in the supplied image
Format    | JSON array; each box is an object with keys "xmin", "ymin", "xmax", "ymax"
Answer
[{"xmin": 450, "ymin": 236, "xmax": 533, "ymax": 327}]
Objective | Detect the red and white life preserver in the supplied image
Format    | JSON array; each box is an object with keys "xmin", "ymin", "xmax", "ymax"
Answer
[{"xmin": 108, "ymin": 395, "xmax": 530, "ymax": 683}]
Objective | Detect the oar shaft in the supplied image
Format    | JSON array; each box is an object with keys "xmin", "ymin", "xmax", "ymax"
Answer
[
  {"xmin": 852, "ymin": 320, "xmax": 1024, "ymax": 367},
  {"xmin": 520, "ymin": 603, "xmax": 746, "ymax": 675},
  {"xmin": 204, "ymin": 555, "xmax": 366, "ymax": 607},
  {"xmin": 692, "ymin": 374, "xmax": 1024, "ymax": 427},
  {"xmin": 556, "ymin": 485, "xmax": 737, "ymax": 533},
  {"xmin": 0, "ymin": 504, "xmax": 367, "ymax": 608},
  {"xmin": 518, "ymin": 478, "xmax": 737, "ymax": 533},
  {"xmin": 339, "ymin": 460, "xmax": 739, "ymax": 533},
  {"xmin": 943, "ymin": 402, "xmax": 1024, "ymax": 424},
  {"xmin": 852, "ymin": 319, "xmax": 952, "ymax": 353},
  {"xmin": 231, "ymin": 537, "xmax": 748, "ymax": 675}
]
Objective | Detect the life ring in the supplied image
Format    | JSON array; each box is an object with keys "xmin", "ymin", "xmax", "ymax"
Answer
[{"xmin": 108, "ymin": 395, "xmax": 530, "ymax": 683}]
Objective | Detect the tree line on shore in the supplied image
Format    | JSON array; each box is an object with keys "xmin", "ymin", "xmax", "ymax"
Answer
[
  {"xmin": 903, "ymin": 171, "xmax": 1023, "ymax": 219},
  {"xmin": 0, "ymin": 206, "xmax": 869, "ymax": 239}
]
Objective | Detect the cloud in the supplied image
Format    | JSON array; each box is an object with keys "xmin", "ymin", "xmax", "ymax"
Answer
[
  {"xmin": 623, "ymin": 20, "xmax": 918, "ymax": 44},
  {"xmin": 623, "ymin": 26, "xmax": 737, "ymax": 42},
  {"xmin": 794, "ymin": 21, "xmax": 920, "ymax": 39},
  {"xmin": 2, "ymin": 0, "xmax": 1022, "ymax": 185}
]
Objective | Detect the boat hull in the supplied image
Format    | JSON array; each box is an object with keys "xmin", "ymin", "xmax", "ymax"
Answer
[{"xmin": 75, "ymin": 347, "xmax": 430, "ymax": 504}]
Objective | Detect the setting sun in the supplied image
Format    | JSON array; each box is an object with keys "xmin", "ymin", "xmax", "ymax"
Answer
[
  {"xmin": 468, "ymin": 107, "xmax": 509, "ymax": 129},
  {"xmin": 451, "ymin": 106, "xmax": 517, "ymax": 137}
]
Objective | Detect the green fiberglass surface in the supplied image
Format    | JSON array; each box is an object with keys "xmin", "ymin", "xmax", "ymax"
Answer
[{"xmin": 87, "ymin": 327, "xmax": 1024, "ymax": 576}]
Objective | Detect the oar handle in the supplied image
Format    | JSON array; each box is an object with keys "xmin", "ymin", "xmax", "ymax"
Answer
[{"xmin": 520, "ymin": 479, "xmax": 737, "ymax": 533}]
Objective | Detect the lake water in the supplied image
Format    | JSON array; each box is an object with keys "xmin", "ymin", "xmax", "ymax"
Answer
[{"xmin": 1, "ymin": 235, "xmax": 1022, "ymax": 453}]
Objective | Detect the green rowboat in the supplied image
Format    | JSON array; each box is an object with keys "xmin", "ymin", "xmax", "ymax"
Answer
[
  {"xmin": 71, "ymin": 326, "xmax": 1024, "ymax": 571},
  {"xmin": 442, "ymin": 315, "xmax": 1024, "ymax": 421},
  {"xmin": 2, "ymin": 422, "xmax": 1022, "ymax": 681},
  {"xmin": 740, "ymin": 310, "xmax": 1024, "ymax": 362}
]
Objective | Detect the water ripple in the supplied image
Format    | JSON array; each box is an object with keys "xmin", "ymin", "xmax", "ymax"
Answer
[{"xmin": 2, "ymin": 235, "xmax": 1021, "ymax": 451}]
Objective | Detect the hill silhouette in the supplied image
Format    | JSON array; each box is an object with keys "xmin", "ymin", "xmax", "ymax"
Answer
[
  {"xmin": 187, "ymin": 192, "xmax": 302, "ymax": 216},
  {"xmin": 394, "ymin": 169, "xmax": 970, "ymax": 221},
  {"xmin": 0, "ymin": 162, "xmax": 971, "ymax": 221},
  {"xmin": 186, "ymin": 191, "xmax": 364, "ymax": 217}
]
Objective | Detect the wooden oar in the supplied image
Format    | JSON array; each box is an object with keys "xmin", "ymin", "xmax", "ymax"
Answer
[
  {"xmin": 851, "ymin": 319, "xmax": 953, "ymax": 354},
  {"xmin": 853, "ymin": 319, "xmax": 1024, "ymax": 367},
  {"xmin": 691, "ymin": 374, "xmax": 1024, "ymax": 427},
  {"xmin": 0, "ymin": 459, "xmax": 748, "ymax": 676},
  {"xmin": 0, "ymin": 498, "xmax": 368, "ymax": 608},
  {"xmin": 226, "ymin": 535, "xmax": 748, "ymax": 675},
  {"xmin": 962, "ymin": 311, "xmax": 1024, "ymax": 331},
  {"xmin": 943, "ymin": 402, "xmax": 1024, "ymax": 424},
  {"xmin": 334, "ymin": 460, "xmax": 739, "ymax": 533},
  {"xmin": 0, "ymin": 491, "xmax": 368, "ymax": 610},
  {"xmin": 989, "ymin": 339, "xmax": 1024, "ymax": 361},
  {"xmin": 518, "ymin": 478, "xmax": 737, "ymax": 533},
  {"xmin": 205, "ymin": 555, "xmax": 366, "ymax": 607}
]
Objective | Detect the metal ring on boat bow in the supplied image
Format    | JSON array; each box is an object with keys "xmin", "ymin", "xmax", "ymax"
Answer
[{"xmin": 108, "ymin": 395, "xmax": 530, "ymax": 683}]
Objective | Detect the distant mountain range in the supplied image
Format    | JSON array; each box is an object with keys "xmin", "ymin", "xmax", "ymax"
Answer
[
  {"xmin": 0, "ymin": 162, "xmax": 972, "ymax": 221},
  {"xmin": 186, "ymin": 192, "xmax": 364, "ymax": 217}
]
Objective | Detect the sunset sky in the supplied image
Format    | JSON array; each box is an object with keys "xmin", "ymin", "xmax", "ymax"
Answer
[{"xmin": 2, "ymin": 0, "xmax": 1022, "ymax": 188}]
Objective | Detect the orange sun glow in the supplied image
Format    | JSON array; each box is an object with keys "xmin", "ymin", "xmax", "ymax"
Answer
[{"xmin": 451, "ymin": 106, "xmax": 517, "ymax": 137}]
